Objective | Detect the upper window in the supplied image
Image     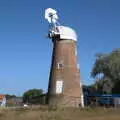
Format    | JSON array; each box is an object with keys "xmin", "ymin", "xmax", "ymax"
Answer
[{"xmin": 57, "ymin": 62, "xmax": 63, "ymax": 69}]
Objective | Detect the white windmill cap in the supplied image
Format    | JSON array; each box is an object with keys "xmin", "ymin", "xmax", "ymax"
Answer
[
  {"xmin": 45, "ymin": 8, "xmax": 77, "ymax": 41},
  {"xmin": 55, "ymin": 26, "xmax": 77, "ymax": 41}
]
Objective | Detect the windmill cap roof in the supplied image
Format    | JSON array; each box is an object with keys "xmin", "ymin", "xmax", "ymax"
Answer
[{"xmin": 51, "ymin": 26, "xmax": 77, "ymax": 41}]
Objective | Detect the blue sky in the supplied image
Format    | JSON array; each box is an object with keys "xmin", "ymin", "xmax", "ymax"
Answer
[{"xmin": 0, "ymin": 0, "xmax": 120, "ymax": 96}]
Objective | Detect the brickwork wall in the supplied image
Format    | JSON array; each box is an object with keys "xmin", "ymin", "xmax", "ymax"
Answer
[{"xmin": 47, "ymin": 38, "xmax": 83, "ymax": 107}]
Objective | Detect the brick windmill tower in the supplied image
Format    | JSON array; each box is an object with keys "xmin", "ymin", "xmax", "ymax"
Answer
[{"xmin": 45, "ymin": 8, "xmax": 84, "ymax": 108}]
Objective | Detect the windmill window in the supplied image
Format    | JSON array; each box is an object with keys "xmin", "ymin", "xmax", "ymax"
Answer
[
  {"xmin": 57, "ymin": 62, "xmax": 63, "ymax": 69},
  {"xmin": 56, "ymin": 80, "xmax": 64, "ymax": 94},
  {"xmin": 75, "ymin": 47, "xmax": 77, "ymax": 56},
  {"xmin": 77, "ymin": 64, "xmax": 80, "ymax": 69}
]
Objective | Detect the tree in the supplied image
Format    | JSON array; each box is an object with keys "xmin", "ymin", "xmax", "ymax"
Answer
[
  {"xmin": 91, "ymin": 49, "xmax": 120, "ymax": 93},
  {"xmin": 6, "ymin": 94, "xmax": 16, "ymax": 100},
  {"xmin": 23, "ymin": 89, "xmax": 43, "ymax": 104}
]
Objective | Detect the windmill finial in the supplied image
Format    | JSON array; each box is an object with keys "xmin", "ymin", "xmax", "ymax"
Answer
[{"xmin": 45, "ymin": 8, "xmax": 59, "ymax": 24}]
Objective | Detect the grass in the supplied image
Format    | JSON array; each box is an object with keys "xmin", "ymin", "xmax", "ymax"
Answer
[{"xmin": 0, "ymin": 106, "xmax": 120, "ymax": 120}]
